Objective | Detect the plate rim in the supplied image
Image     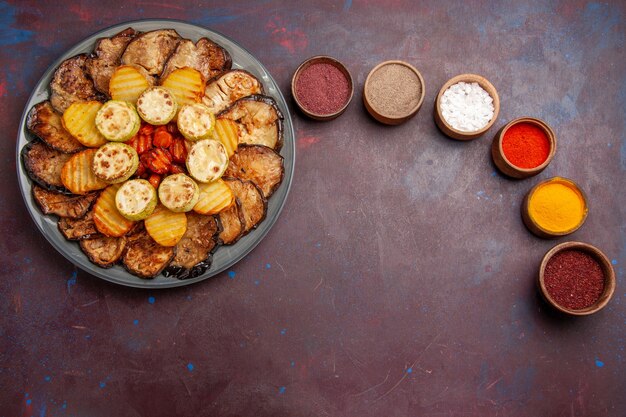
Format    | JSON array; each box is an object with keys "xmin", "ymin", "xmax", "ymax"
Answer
[{"xmin": 16, "ymin": 18, "xmax": 295, "ymax": 289}]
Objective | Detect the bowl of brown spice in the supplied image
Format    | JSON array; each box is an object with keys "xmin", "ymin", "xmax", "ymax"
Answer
[
  {"xmin": 363, "ymin": 60, "xmax": 425, "ymax": 125},
  {"xmin": 538, "ymin": 241, "xmax": 616, "ymax": 316}
]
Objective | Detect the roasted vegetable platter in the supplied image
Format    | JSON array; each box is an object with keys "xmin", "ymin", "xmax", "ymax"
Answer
[{"xmin": 16, "ymin": 20, "xmax": 295, "ymax": 288}]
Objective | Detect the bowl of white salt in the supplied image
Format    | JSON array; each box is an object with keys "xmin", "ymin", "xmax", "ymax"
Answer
[{"xmin": 434, "ymin": 73, "xmax": 500, "ymax": 140}]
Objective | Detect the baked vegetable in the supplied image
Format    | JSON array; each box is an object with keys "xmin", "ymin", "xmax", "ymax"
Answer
[
  {"xmin": 223, "ymin": 177, "xmax": 266, "ymax": 234},
  {"xmin": 115, "ymin": 179, "xmax": 157, "ymax": 220},
  {"xmin": 158, "ymin": 173, "xmax": 199, "ymax": 212},
  {"xmin": 217, "ymin": 197, "xmax": 245, "ymax": 245},
  {"xmin": 62, "ymin": 101, "xmax": 108, "ymax": 148},
  {"xmin": 218, "ymin": 95, "xmax": 284, "ymax": 151},
  {"xmin": 177, "ymin": 103, "xmax": 215, "ymax": 141},
  {"xmin": 123, "ymin": 227, "xmax": 175, "ymax": 279},
  {"xmin": 144, "ymin": 205, "xmax": 187, "ymax": 247},
  {"xmin": 80, "ymin": 236, "xmax": 127, "ymax": 268},
  {"xmin": 120, "ymin": 29, "xmax": 181, "ymax": 76},
  {"xmin": 136, "ymin": 86, "xmax": 177, "ymax": 125},
  {"xmin": 203, "ymin": 70, "xmax": 263, "ymax": 114},
  {"xmin": 22, "ymin": 141, "xmax": 72, "ymax": 192},
  {"xmin": 86, "ymin": 28, "xmax": 138, "ymax": 95},
  {"xmin": 224, "ymin": 144, "xmax": 284, "ymax": 197},
  {"xmin": 58, "ymin": 211, "xmax": 100, "ymax": 240},
  {"xmin": 193, "ymin": 179, "xmax": 234, "ymax": 215},
  {"xmin": 92, "ymin": 183, "xmax": 136, "ymax": 237},
  {"xmin": 161, "ymin": 37, "xmax": 232, "ymax": 82},
  {"xmin": 32, "ymin": 185, "xmax": 98, "ymax": 219},
  {"xmin": 186, "ymin": 139, "xmax": 228, "ymax": 183},
  {"xmin": 163, "ymin": 212, "xmax": 220, "ymax": 280},
  {"xmin": 26, "ymin": 101, "xmax": 85, "ymax": 153},
  {"xmin": 213, "ymin": 118, "xmax": 238, "ymax": 157},
  {"xmin": 92, "ymin": 142, "xmax": 138, "ymax": 184},
  {"xmin": 109, "ymin": 65, "xmax": 154, "ymax": 103},
  {"xmin": 50, "ymin": 54, "xmax": 103, "ymax": 114},
  {"xmin": 160, "ymin": 67, "xmax": 205, "ymax": 107},
  {"xmin": 60, "ymin": 149, "xmax": 109, "ymax": 195},
  {"xmin": 95, "ymin": 100, "xmax": 140, "ymax": 141}
]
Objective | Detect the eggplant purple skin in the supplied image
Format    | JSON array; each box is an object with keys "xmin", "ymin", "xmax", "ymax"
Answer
[
  {"xmin": 217, "ymin": 94, "xmax": 285, "ymax": 152},
  {"xmin": 222, "ymin": 176, "xmax": 268, "ymax": 237},
  {"xmin": 216, "ymin": 196, "xmax": 246, "ymax": 246},
  {"xmin": 226, "ymin": 144, "xmax": 285, "ymax": 198},
  {"xmin": 20, "ymin": 140, "xmax": 72, "ymax": 195}
]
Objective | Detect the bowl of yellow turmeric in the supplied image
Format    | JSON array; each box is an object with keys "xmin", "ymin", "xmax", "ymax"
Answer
[{"xmin": 521, "ymin": 177, "xmax": 588, "ymax": 239}]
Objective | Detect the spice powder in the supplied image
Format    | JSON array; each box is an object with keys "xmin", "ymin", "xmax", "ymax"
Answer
[
  {"xmin": 367, "ymin": 64, "xmax": 422, "ymax": 118},
  {"xmin": 295, "ymin": 63, "xmax": 350, "ymax": 115}
]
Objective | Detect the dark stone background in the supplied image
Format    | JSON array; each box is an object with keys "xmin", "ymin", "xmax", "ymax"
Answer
[{"xmin": 1, "ymin": 1, "xmax": 624, "ymax": 416}]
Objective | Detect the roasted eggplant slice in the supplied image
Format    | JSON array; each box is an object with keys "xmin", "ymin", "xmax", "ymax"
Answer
[
  {"xmin": 164, "ymin": 212, "xmax": 220, "ymax": 279},
  {"xmin": 58, "ymin": 211, "xmax": 100, "ymax": 240},
  {"xmin": 218, "ymin": 95, "xmax": 284, "ymax": 151},
  {"xmin": 26, "ymin": 101, "xmax": 85, "ymax": 153},
  {"xmin": 80, "ymin": 236, "xmax": 126, "ymax": 268},
  {"xmin": 121, "ymin": 29, "xmax": 181, "ymax": 76},
  {"xmin": 161, "ymin": 37, "xmax": 231, "ymax": 82},
  {"xmin": 202, "ymin": 69, "xmax": 262, "ymax": 114},
  {"xmin": 86, "ymin": 27, "xmax": 138, "ymax": 95},
  {"xmin": 224, "ymin": 144, "xmax": 284, "ymax": 198},
  {"xmin": 217, "ymin": 197, "xmax": 245, "ymax": 245},
  {"xmin": 32, "ymin": 185, "xmax": 97, "ymax": 219},
  {"xmin": 123, "ymin": 227, "xmax": 175, "ymax": 279},
  {"xmin": 223, "ymin": 177, "xmax": 266, "ymax": 234},
  {"xmin": 50, "ymin": 54, "xmax": 103, "ymax": 114},
  {"xmin": 21, "ymin": 141, "xmax": 72, "ymax": 192}
]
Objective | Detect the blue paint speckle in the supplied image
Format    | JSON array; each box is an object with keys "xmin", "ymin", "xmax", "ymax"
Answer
[
  {"xmin": 491, "ymin": 171, "xmax": 498, "ymax": 177},
  {"xmin": 280, "ymin": 328, "xmax": 287, "ymax": 335},
  {"xmin": 62, "ymin": 402, "xmax": 67, "ymax": 409},
  {"xmin": 0, "ymin": 3, "xmax": 34, "ymax": 46},
  {"xmin": 133, "ymin": 319, "xmax": 139, "ymax": 326},
  {"xmin": 39, "ymin": 404, "xmax": 46, "ymax": 417},
  {"xmin": 315, "ymin": 242, "xmax": 321, "ymax": 248},
  {"xmin": 26, "ymin": 399, "xmax": 32, "ymax": 405},
  {"xmin": 85, "ymin": 334, "xmax": 91, "ymax": 340},
  {"xmin": 595, "ymin": 358, "xmax": 604, "ymax": 368},
  {"xmin": 254, "ymin": 280, "xmax": 260, "ymax": 286},
  {"xmin": 148, "ymin": 296, "xmax": 155, "ymax": 304},
  {"xmin": 228, "ymin": 270, "xmax": 236, "ymax": 279},
  {"xmin": 186, "ymin": 295, "xmax": 192, "ymax": 300},
  {"xmin": 44, "ymin": 376, "xmax": 51, "ymax": 382},
  {"xmin": 99, "ymin": 381, "xmax": 106, "ymax": 388},
  {"xmin": 343, "ymin": 0, "xmax": 352, "ymax": 11},
  {"xmin": 187, "ymin": 362, "xmax": 194, "ymax": 372},
  {"xmin": 67, "ymin": 271, "xmax": 77, "ymax": 293},
  {"xmin": 265, "ymin": 263, "xmax": 271, "ymax": 269},
  {"xmin": 612, "ymin": 259, "xmax": 618, "ymax": 265},
  {"xmin": 278, "ymin": 386, "xmax": 286, "ymax": 395},
  {"xmin": 290, "ymin": 361, "xmax": 295, "ymax": 367},
  {"xmin": 407, "ymin": 367, "xmax": 413, "ymax": 374}
]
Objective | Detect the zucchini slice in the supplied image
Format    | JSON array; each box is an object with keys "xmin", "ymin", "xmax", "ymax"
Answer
[
  {"xmin": 177, "ymin": 103, "xmax": 215, "ymax": 141},
  {"xmin": 186, "ymin": 139, "xmax": 228, "ymax": 183},
  {"xmin": 224, "ymin": 144, "xmax": 284, "ymax": 197},
  {"xmin": 92, "ymin": 142, "xmax": 139, "ymax": 184},
  {"xmin": 123, "ymin": 227, "xmax": 175, "ymax": 279},
  {"xmin": 115, "ymin": 179, "xmax": 157, "ymax": 221},
  {"xmin": 61, "ymin": 149, "xmax": 109, "ymax": 195},
  {"xmin": 32, "ymin": 185, "xmax": 98, "ymax": 219},
  {"xmin": 80, "ymin": 235, "xmax": 127, "ymax": 268},
  {"xmin": 158, "ymin": 173, "xmax": 199, "ymax": 213},
  {"xmin": 136, "ymin": 86, "xmax": 177, "ymax": 125},
  {"xmin": 95, "ymin": 100, "xmax": 140, "ymax": 141},
  {"xmin": 144, "ymin": 205, "xmax": 187, "ymax": 247}
]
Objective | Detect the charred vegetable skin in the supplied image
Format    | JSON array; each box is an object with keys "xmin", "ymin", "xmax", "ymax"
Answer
[
  {"xmin": 21, "ymin": 141, "xmax": 72, "ymax": 193},
  {"xmin": 26, "ymin": 101, "xmax": 85, "ymax": 153}
]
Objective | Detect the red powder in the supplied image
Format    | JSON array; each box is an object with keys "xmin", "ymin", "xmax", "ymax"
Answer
[
  {"xmin": 544, "ymin": 250, "xmax": 605, "ymax": 310},
  {"xmin": 295, "ymin": 63, "xmax": 349, "ymax": 115},
  {"xmin": 502, "ymin": 123, "xmax": 550, "ymax": 169}
]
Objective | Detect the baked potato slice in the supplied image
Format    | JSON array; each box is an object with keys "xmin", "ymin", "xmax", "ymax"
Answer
[
  {"xmin": 224, "ymin": 144, "xmax": 284, "ymax": 198},
  {"xmin": 58, "ymin": 210, "xmax": 100, "ymax": 240},
  {"xmin": 163, "ymin": 212, "xmax": 220, "ymax": 280},
  {"xmin": 80, "ymin": 235, "xmax": 126, "ymax": 268},
  {"xmin": 60, "ymin": 149, "xmax": 108, "ymax": 195},
  {"xmin": 121, "ymin": 29, "xmax": 181, "ymax": 76},
  {"xmin": 203, "ymin": 70, "xmax": 263, "ymax": 115},
  {"xmin": 32, "ymin": 185, "xmax": 97, "ymax": 219},
  {"xmin": 223, "ymin": 177, "xmax": 266, "ymax": 234},
  {"xmin": 21, "ymin": 140, "xmax": 72, "ymax": 192},
  {"xmin": 86, "ymin": 27, "xmax": 138, "ymax": 95},
  {"xmin": 217, "ymin": 95, "xmax": 284, "ymax": 151},
  {"xmin": 26, "ymin": 101, "xmax": 85, "ymax": 153},
  {"xmin": 50, "ymin": 54, "xmax": 103, "ymax": 114},
  {"xmin": 123, "ymin": 227, "xmax": 175, "ymax": 279},
  {"xmin": 161, "ymin": 37, "xmax": 231, "ymax": 82}
]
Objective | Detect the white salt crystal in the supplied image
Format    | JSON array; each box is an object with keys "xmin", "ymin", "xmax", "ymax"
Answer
[{"xmin": 440, "ymin": 81, "xmax": 494, "ymax": 132}]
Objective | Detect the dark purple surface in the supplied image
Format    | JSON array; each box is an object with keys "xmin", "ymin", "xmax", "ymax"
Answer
[{"xmin": 1, "ymin": 1, "xmax": 624, "ymax": 416}]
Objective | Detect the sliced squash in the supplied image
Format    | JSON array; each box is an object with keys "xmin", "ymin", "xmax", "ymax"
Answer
[
  {"xmin": 177, "ymin": 103, "xmax": 215, "ymax": 141},
  {"xmin": 186, "ymin": 139, "xmax": 228, "ymax": 183},
  {"xmin": 95, "ymin": 100, "xmax": 140, "ymax": 141},
  {"xmin": 144, "ymin": 205, "xmax": 187, "ymax": 247},
  {"xmin": 136, "ymin": 86, "xmax": 177, "ymax": 125},
  {"xmin": 115, "ymin": 179, "xmax": 157, "ymax": 221},
  {"xmin": 61, "ymin": 101, "xmax": 107, "ymax": 147},
  {"xmin": 92, "ymin": 142, "xmax": 138, "ymax": 183}
]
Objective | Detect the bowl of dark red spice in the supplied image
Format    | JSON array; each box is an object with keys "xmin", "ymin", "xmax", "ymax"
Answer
[
  {"xmin": 291, "ymin": 56, "xmax": 353, "ymax": 121},
  {"xmin": 434, "ymin": 73, "xmax": 500, "ymax": 140},
  {"xmin": 539, "ymin": 241, "xmax": 616, "ymax": 316},
  {"xmin": 363, "ymin": 60, "xmax": 425, "ymax": 125},
  {"xmin": 492, "ymin": 117, "xmax": 556, "ymax": 178}
]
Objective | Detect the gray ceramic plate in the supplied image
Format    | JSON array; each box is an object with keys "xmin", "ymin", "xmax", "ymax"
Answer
[{"xmin": 16, "ymin": 19, "xmax": 295, "ymax": 288}]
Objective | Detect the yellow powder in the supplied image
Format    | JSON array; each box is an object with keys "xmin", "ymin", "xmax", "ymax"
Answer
[{"xmin": 528, "ymin": 178, "xmax": 586, "ymax": 233}]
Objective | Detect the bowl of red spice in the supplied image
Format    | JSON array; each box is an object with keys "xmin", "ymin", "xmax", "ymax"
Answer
[
  {"xmin": 539, "ymin": 241, "xmax": 616, "ymax": 316},
  {"xmin": 492, "ymin": 117, "xmax": 556, "ymax": 178},
  {"xmin": 291, "ymin": 56, "xmax": 353, "ymax": 121}
]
